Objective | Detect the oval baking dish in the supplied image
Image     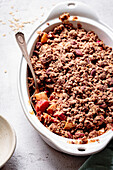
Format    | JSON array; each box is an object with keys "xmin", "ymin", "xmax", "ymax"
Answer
[{"xmin": 18, "ymin": 1, "xmax": 113, "ymax": 156}]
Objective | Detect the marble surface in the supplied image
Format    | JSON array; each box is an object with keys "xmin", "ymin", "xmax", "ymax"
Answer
[{"xmin": 0, "ymin": 0, "xmax": 113, "ymax": 169}]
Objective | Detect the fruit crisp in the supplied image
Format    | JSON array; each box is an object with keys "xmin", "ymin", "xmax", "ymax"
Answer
[{"xmin": 28, "ymin": 13, "xmax": 113, "ymax": 141}]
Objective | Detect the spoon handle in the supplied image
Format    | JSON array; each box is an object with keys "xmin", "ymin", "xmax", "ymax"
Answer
[{"xmin": 15, "ymin": 32, "xmax": 38, "ymax": 90}]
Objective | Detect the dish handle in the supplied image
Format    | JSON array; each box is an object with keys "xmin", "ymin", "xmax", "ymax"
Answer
[
  {"xmin": 47, "ymin": 131, "xmax": 113, "ymax": 156},
  {"xmin": 46, "ymin": 1, "xmax": 99, "ymax": 22}
]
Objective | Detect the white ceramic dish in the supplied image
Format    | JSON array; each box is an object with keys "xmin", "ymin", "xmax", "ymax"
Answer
[
  {"xmin": 0, "ymin": 115, "xmax": 16, "ymax": 168},
  {"xmin": 18, "ymin": 1, "xmax": 113, "ymax": 156}
]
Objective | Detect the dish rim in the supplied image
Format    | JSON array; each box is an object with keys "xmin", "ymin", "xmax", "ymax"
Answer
[{"xmin": 17, "ymin": 1, "xmax": 113, "ymax": 155}]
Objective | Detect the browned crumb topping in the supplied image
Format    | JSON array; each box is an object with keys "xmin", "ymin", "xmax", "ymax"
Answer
[
  {"xmin": 28, "ymin": 15, "xmax": 113, "ymax": 141},
  {"xmin": 72, "ymin": 16, "xmax": 78, "ymax": 21},
  {"xmin": 4, "ymin": 70, "xmax": 7, "ymax": 73},
  {"xmin": 3, "ymin": 34, "xmax": 6, "ymax": 37},
  {"xmin": 59, "ymin": 13, "xmax": 70, "ymax": 22}
]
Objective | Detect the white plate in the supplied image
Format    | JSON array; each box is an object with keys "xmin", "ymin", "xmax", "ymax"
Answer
[{"xmin": 0, "ymin": 115, "xmax": 16, "ymax": 168}]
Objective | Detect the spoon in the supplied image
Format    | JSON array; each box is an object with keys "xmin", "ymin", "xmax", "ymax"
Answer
[{"xmin": 15, "ymin": 32, "xmax": 39, "ymax": 112}]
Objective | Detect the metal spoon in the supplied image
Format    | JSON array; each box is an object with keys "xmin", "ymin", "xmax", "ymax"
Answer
[{"xmin": 15, "ymin": 32, "xmax": 39, "ymax": 112}]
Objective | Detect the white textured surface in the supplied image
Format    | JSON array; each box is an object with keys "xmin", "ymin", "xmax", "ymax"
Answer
[{"xmin": 0, "ymin": 0, "xmax": 113, "ymax": 169}]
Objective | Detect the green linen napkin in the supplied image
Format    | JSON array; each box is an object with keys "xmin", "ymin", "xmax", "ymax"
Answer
[{"xmin": 79, "ymin": 139, "xmax": 113, "ymax": 170}]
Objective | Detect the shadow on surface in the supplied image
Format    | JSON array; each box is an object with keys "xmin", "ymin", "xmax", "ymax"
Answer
[
  {"xmin": 1, "ymin": 129, "xmax": 88, "ymax": 170},
  {"xmin": 1, "ymin": 154, "xmax": 19, "ymax": 170},
  {"xmin": 37, "ymin": 135, "xmax": 89, "ymax": 170}
]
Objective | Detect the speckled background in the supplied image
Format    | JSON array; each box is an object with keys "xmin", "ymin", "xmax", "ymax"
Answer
[{"xmin": 0, "ymin": 0, "xmax": 113, "ymax": 169}]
